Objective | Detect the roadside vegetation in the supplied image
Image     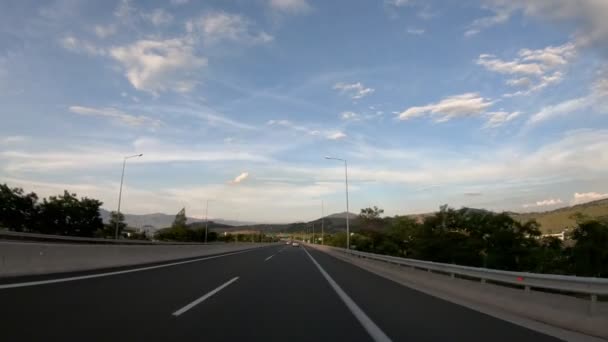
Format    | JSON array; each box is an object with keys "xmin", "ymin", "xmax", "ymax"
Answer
[{"xmin": 322, "ymin": 206, "xmax": 608, "ymax": 277}]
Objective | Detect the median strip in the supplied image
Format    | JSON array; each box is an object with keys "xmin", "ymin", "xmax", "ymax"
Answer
[
  {"xmin": 0, "ymin": 249, "xmax": 255, "ymax": 290},
  {"xmin": 172, "ymin": 277, "xmax": 240, "ymax": 317},
  {"xmin": 303, "ymin": 247, "xmax": 392, "ymax": 342}
]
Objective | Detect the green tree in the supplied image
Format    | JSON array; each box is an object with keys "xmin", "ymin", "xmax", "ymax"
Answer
[
  {"xmin": 107, "ymin": 211, "xmax": 127, "ymax": 238},
  {"xmin": 0, "ymin": 184, "xmax": 39, "ymax": 231},
  {"xmin": 172, "ymin": 207, "xmax": 187, "ymax": 229},
  {"xmin": 570, "ymin": 219, "xmax": 608, "ymax": 277},
  {"xmin": 37, "ymin": 191, "xmax": 103, "ymax": 237},
  {"xmin": 359, "ymin": 206, "xmax": 385, "ymax": 231}
]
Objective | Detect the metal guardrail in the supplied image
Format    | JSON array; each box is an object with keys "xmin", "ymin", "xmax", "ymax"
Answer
[
  {"xmin": 0, "ymin": 230, "xmax": 212, "ymax": 245},
  {"xmin": 315, "ymin": 244, "xmax": 608, "ymax": 314}
]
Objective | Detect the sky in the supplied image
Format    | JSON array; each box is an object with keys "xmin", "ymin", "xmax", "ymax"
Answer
[{"xmin": 1, "ymin": 0, "xmax": 608, "ymax": 223}]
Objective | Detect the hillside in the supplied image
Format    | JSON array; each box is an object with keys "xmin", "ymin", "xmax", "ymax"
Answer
[
  {"xmin": 510, "ymin": 198, "xmax": 608, "ymax": 233},
  {"xmin": 98, "ymin": 209, "xmax": 256, "ymax": 231}
]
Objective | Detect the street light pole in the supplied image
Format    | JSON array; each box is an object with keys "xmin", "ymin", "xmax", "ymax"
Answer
[
  {"xmin": 321, "ymin": 199, "xmax": 325, "ymax": 246},
  {"xmin": 312, "ymin": 222, "xmax": 315, "ymax": 244},
  {"xmin": 204, "ymin": 199, "xmax": 209, "ymax": 244},
  {"xmin": 115, "ymin": 153, "xmax": 143, "ymax": 240},
  {"xmin": 325, "ymin": 156, "xmax": 350, "ymax": 250}
]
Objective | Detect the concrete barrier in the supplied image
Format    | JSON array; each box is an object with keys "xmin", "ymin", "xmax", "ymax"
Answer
[{"xmin": 0, "ymin": 241, "xmax": 273, "ymax": 278}]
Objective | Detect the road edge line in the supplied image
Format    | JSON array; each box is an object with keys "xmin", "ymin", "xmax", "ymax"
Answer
[{"xmin": 302, "ymin": 247, "xmax": 392, "ymax": 342}]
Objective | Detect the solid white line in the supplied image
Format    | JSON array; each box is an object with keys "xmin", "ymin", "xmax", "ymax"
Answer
[
  {"xmin": 172, "ymin": 276, "xmax": 239, "ymax": 316},
  {"xmin": 264, "ymin": 254, "xmax": 275, "ymax": 261},
  {"xmin": 0, "ymin": 249, "xmax": 257, "ymax": 290},
  {"xmin": 303, "ymin": 247, "xmax": 392, "ymax": 342}
]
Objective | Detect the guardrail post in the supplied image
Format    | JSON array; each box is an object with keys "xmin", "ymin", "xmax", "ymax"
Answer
[
  {"xmin": 524, "ymin": 285, "xmax": 531, "ymax": 293},
  {"xmin": 590, "ymin": 294, "xmax": 597, "ymax": 316},
  {"xmin": 481, "ymin": 278, "xmax": 486, "ymax": 284},
  {"xmin": 450, "ymin": 273, "xmax": 455, "ymax": 279}
]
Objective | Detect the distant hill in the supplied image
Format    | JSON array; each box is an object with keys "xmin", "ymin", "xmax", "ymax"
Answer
[
  {"xmin": 99, "ymin": 209, "xmax": 256, "ymax": 231},
  {"xmin": 99, "ymin": 200, "xmax": 608, "ymax": 235},
  {"xmin": 510, "ymin": 198, "xmax": 608, "ymax": 233}
]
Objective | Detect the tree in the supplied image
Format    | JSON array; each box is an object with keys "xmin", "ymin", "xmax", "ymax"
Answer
[
  {"xmin": 37, "ymin": 191, "xmax": 103, "ymax": 237},
  {"xmin": 172, "ymin": 208, "xmax": 187, "ymax": 229},
  {"xmin": 570, "ymin": 219, "xmax": 608, "ymax": 277},
  {"xmin": 108, "ymin": 211, "xmax": 127, "ymax": 238},
  {"xmin": 0, "ymin": 184, "xmax": 39, "ymax": 231},
  {"xmin": 359, "ymin": 206, "xmax": 385, "ymax": 231}
]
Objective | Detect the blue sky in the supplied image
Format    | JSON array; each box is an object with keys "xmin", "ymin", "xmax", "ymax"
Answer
[{"xmin": 1, "ymin": 0, "xmax": 608, "ymax": 223}]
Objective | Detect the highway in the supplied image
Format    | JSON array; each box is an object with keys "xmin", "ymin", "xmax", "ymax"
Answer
[{"xmin": 0, "ymin": 244, "xmax": 562, "ymax": 341}]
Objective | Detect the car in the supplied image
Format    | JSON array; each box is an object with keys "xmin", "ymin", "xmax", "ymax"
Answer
[
  {"xmin": 285, "ymin": 241, "xmax": 291, "ymax": 245},
  {"xmin": 291, "ymin": 242, "xmax": 300, "ymax": 247}
]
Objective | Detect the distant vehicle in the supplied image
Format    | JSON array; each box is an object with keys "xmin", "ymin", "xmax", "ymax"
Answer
[
  {"xmin": 285, "ymin": 241, "xmax": 291, "ymax": 245},
  {"xmin": 292, "ymin": 242, "xmax": 300, "ymax": 247}
]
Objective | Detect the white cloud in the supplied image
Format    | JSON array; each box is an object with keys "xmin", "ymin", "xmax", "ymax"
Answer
[
  {"xmin": 231, "ymin": 172, "xmax": 249, "ymax": 184},
  {"xmin": 478, "ymin": 42, "xmax": 576, "ymax": 96},
  {"xmin": 476, "ymin": 54, "xmax": 543, "ymax": 76},
  {"xmin": 333, "ymin": 82, "xmax": 375, "ymax": 100},
  {"xmin": 267, "ymin": 119, "xmax": 344, "ymax": 140},
  {"xmin": 109, "ymin": 38, "xmax": 207, "ymax": 94},
  {"xmin": 142, "ymin": 9, "xmax": 173, "ymax": 26},
  {"xmin": 341, "ymin": 111, "xmax": 360, "ymax": 121},
  {"xmin": 327, "ymin": 131, "xmax": 347, "ymax": 140},
  {"xmin": 484, "ymin": 111, "xmax": 522, "ymax": 128},
  {"xmin": 94, "ymin": 25, "xmax": 117, "ymax": 38},
  {"xmin": 114, "ymin": 0, "xmax": 135, "ymax": 19},
  {"xmin": 527, "ymin": 75, "xmax": 608, "ymax": 126},
  {"xmin": 406, "ymin": 28, "xmax": 425, "ymax": 35},
  {"xmin": 398, "ymin": 93, "xmax": 494, "ymax": 123},
  {"xmin": 60, "ymin": 36, "xmax": 105, "ymax": 56},
  {"xmin": 478, "ymin": 0, "xmax": 608, "ymax": 45},
  {"xmin": 69, "ymin": 106, "xmax": 162, "ymax": 127},
  {"xmin": 186, "ymin": 12, "xmax": 273, "ymax": 45},
  {"xmin": 269, "ymin": 0, "xmax": 311, "ymax": 14},
  {"xmin": 465, "ymin": 8, "xmax": 511, "ymax": 37},
  {"xmin": 523, "ymin": 198, "xmax": 563, "ymax": 208},
  {"xmin": 572, "ymin": 192, "xmax": 608, "ymax": 205},
  {"xmin": 171, "ymin": 0, "xmax": 189, "ymax": 5}
]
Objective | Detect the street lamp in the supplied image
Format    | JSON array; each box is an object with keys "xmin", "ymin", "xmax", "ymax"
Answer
[
  {"xmin": 115, "ymin": 153, "xmax": 143, "ymax": 239},
  {"xmin": 204, "ymin": 199, "xmax": 212, "ymax": 244},
  {"xmin": 321, "ymin": 199, "xmax": 325, "ymax": 246},
  {"xmin": 325, "ymin": 156, "xmax": 350, "ymax": 250}
]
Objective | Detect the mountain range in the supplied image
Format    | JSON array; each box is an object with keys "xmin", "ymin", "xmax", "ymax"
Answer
[{"xmin": 100, "ymin": 199, "xmax": 608, "ymax": 234}]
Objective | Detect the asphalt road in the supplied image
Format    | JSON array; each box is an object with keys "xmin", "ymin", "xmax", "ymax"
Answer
[{"xmin": 0, "ymin": 244, "xmax": 562, "ymax": 341}]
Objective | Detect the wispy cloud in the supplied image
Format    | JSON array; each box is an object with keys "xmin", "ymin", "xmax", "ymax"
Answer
[
  {"xmin": 465, "ymin": 8, "xmax": 511, "ymax": 37},
  {"xmin": 69, "ymin": 106, "xmax": 162, "ymax": 127},
  {"xmin": 406, "ymin": 28, "xmax": 425, "ymax": 35},
  {"xmin": 526, "ymin": 75, "xmax": 608, "ymax": 127},
  {"xmin": 333, "ymin": 82, "xmax": 375, "ymax": 100},
  {"xmin": 186, "ymin": 12, "xmax": 273, "ymax": 45},
  {"xmin": 477, "ymin": 42, "xmax": 576, "ymax": 97},
  {"xmin": 327, "ymin": 131, "xmax": 347, "ymax": 140},
  {"xmin": 60, "ymin": 36, "xmax": 105, "ymax": 56},
  {"xmin": 398, "ymin": 93, "xmax": 494, "ymax": 123},
  {"xmin": 109, "ymin": 38, "xmax": 207, "ymax": 94},
  {"xmin": 269, "ymin": 0, "xmax": 311, "ymax": 14}
]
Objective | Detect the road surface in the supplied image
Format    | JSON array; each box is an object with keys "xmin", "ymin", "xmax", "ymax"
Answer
[{"xmin": 0, "ymin": 244, "xmax": 561, "ymax": 341}]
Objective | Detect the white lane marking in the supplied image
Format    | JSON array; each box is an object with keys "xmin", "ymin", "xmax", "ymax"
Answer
[
  {"xmin": 303, "ymin": 247, "xmax": 392, "ymax": 342},
  {"xmin": 0, "ymin": 249, "xmax": 258, "ymax": 290},
  {"xmin": 264, "ymin": 254, "xmax": 275, "ymax": 262},
  {"xmin": 172, "ymin": 276, "xmax": 239, "ymax": 317}
]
